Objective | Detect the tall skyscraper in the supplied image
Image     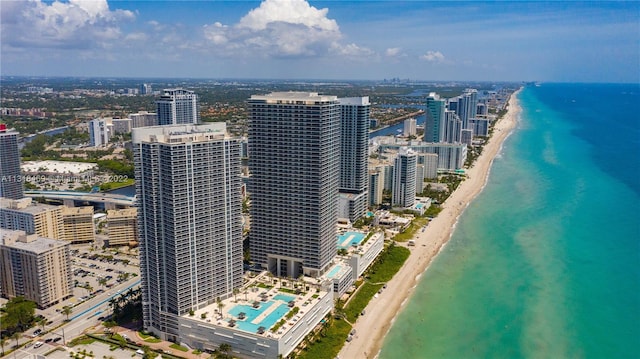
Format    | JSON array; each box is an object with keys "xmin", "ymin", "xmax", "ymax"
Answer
[
  {"xmin": 449, "ymin": 89, "xmax": 479, "ymax": 130},
  {"xmin": 88, "ymin": 118, "xmax": 111, "ymax": 147},
  {"xmin": 156, "ymin": 89, "xmax": 199, "ymax": 125},
  {"xmin": 133, "ymin": 123, "xmax": 242, "ymax": 341},
  {"xmin": 248, "ymin": 92, "xmax": 340, "ymax": 278},
  {"xmin": 338, "ymin": 97, "xmax": 370, "ymax": 222},
  {"xmin": 392, "ymin": 147, "xmax": 417, "ymax": 207},
  {"xmin": 0, "ymin": 124, "xmax": 24, "ymax": 200},
  {"xmin": 425, "ymin": 93, "xmax": 446, "ymax": 143},
  {"xmin": 443, "ymin": 110, "xmax": 462, "ymax": 144}
]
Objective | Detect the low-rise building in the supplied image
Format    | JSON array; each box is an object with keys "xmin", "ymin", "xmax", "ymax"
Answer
[
  {"xmin": 61, "ymin": 206, "xmax": 95, "ymax": 244},
  {"xmin": 106, "ymin": 208, "xmax": 138, "ymax": 247},
  {"xmin": 178, "ymin": 272, "xmax": 334, "ymax": 358}
]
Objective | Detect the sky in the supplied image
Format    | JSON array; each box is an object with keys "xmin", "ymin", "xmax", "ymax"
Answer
[{"xmin": 1, "ymin": 0, "xmax": 638, "ymax": 82}]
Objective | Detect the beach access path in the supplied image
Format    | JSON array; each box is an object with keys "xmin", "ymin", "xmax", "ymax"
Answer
[{"xmin": 339, "ymin": 89, "xmax": 523, "ymax": 359}]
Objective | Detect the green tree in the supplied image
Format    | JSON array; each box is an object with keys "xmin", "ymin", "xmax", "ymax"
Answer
[
  {"xmin": 62, "ymin": 306, "xmax": 72, "ymax": 321},
  {"xmin": 1, "ymin": 296, "xmax": 36, "ymax": 333},
  {"xmin": 98, "ymin": 277, "xmax": 108, "ymax": 290},
  {"xmin": 216, "ymin": 297, "xmax": 224, "ymax": 319}
]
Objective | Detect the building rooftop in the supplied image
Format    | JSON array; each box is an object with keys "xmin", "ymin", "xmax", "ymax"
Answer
[
  {"xmin": 107, "ymin": 208, "xmax": 137, "ymax": 219},
  {"xmin": 132, "ymin": 123, "xmax": 228, "ymax": 144},
  {"xmin": 0, "ymin": 198, "xmax": 59, "ymax": 214},
  {"xmin": 1, "ymin": 230, "xmax": 67, "ymax": 254},
  {"xmin": 250, "ymin": 92, "xmax": 338, "ymax": 104},
  {"xmin": 22, "ymin": 160, "xmax": 97, "ymax": 175}
]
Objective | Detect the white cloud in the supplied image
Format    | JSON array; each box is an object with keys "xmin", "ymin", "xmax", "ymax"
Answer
[
  {"xmin": 385, "ymin": 47, "xmax": 402, "ymax": 57},
  {"xmin": 203, "ymin": 0, "xmax": 371, "ymax": 59},
  {"xmin": 420, "ymin": 50, "xmax": 445, "ymax": 63},
  {"xmin": 1, "ymin": 0, "xmax": 134, "ymax": 49}
]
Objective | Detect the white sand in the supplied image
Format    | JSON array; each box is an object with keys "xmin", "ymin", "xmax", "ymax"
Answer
[{"xmin": 339, "ymin": 89, "xmax": 523, "ymax": 359}]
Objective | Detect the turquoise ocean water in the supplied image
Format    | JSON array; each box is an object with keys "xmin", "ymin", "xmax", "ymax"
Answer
[{"xmin": 379, "ymin": 83, "xmax": 640, "ymax": 358}]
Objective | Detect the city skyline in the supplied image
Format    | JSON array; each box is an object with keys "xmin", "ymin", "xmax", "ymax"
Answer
[{"xmin": 1, "ymin": 0, "xmax": 638, "ymax": 83}]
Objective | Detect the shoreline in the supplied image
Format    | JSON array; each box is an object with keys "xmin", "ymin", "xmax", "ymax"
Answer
[{"xmin": 339, "ymin": 88, "xmax": 523, "ymax": 359}]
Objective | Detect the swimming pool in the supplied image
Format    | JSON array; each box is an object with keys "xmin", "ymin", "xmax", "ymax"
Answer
[
  {"xmin": 228, "ymin": 302, "xmax": 292, "ymax": 333},
  {"xmin": 326, "ymin": 265, "xmax": 342, "ymax": 279},
  {"xmin": 273, "ymin": 294, "xmax": 296, "ymax": 302},
  {"xmin": 337, "ymin": 231, "xmax": 366, "ymax": 249}
]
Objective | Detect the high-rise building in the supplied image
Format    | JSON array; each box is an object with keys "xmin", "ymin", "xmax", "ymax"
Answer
[
  {"xmin": 368, "ymin": 167, "xmax": 385, "ymax": 206},
  {"xmin": 133, "ymin": 123, "xmax": 242, "ymax": 341},
  {"xmin": 449, "ymin": 89, "xmax": 479, "ymax": 130},
  {"xmin": 0, "ymin": 124, "xmax": 24, "ymax": 200},
  {"xmin": 129, "ymin": 111, "xmax": 158, "ymax": 128},
  {"xmin": 248, "ymin": 92, "xmax": 340, "ymax": 278},
  {"xmin": 403, "ymin": 118, "xmax": 417, "ymax": 137},
  {"xmin": 392, "ymin": 147, "xmax": 417, "ymax": 208},
  {"xmin": 88, "ymin": 118, "xmax": 111, "ymax": 147},
  {"xmin": 140, "ymin": 83, "xmax": 152, "ymax": 95},
  {"xmin": 418, "ymin": 153, "xmax": 439, "ymax": 179},
  {"xmin": 339, "ymin": 97, "xmax": 370, "ymax": 222},
  {"xmin": 0, "ymin": 230, "xmax": 73, "ymax": 308},
  {"xmin": 156, "ymin": 89, "xmax": 199, "ymax": 125},
  {"xmin": 425, "ymin": 93, "xmax": 446, "ymax": 143},
  {"xmin": 443, "ymin": 110, "xmax": 462, "ymax": 144},
  {"xmin": 106, "ymin": 208, "xmax": 138, "ymax": 247},
  {"xmin": 416, "ymin": 164, "xmax": 426, "ymax": 194},
  {"xmin": 469, "ymin": 118, "xmax": 490, "ymax": 137},
  {"xmin": 0, "ymin": 198, "xmax": 63, "ymax": 240},
  {"xmin": 461, "ymin": 129, "xmax": 474, "ymax": 146},
  {"xmin": 111, "ymin": 118, "xmax": 133, "ymax": 134},
  {"xmin": 61, "ymin": 206, "xmax": 95, "ymax": 244}
]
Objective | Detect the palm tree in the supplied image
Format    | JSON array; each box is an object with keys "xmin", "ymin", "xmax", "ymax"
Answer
[
  {"xmin": 98, "ymin": 277, "xmax": 108, "ymax": 290},
  {"xmin": 216, "ymin": 297, "xmax": 225, "ymax": 319},
  {"xmin": 233, "ymin": 288, "xmax": 240, "ymax": 303},
  {"xmin": 10, "ymin": 332, "xmax": 20, "ymax": 348},
  {"xmin": 1, "ymin": 336, "xmax": 7, "ymax": 356},
  {"xmin": 85, "ymin": 284, "xmax": 94, "ymax": 296},
  {"xmin": 37, "ymin": 316, "xmax": 47, "ymax": 332},
  {"xmin": 62, "ymin": 306, "xmax": 72, "ymax": 321}
]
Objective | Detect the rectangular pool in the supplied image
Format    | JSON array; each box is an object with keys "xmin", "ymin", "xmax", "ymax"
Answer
[{"xmin": 337, "ymin": 231, "xmax": 366, "ymax": 249}]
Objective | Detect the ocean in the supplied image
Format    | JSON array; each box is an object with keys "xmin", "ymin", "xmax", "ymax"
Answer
[{"xmin": 379, "ymin": 83, "xmax": 640, "ymax": 358}]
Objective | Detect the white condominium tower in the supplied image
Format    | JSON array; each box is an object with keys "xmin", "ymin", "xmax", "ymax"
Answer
[
  {"xmin": 392, "ymin": 147, "xmax": 418, "ymax": 208},
  {"xmin": 156, "ymin": 89, "xmax": 200, "ymax": 125},
  {"xmin": 338, "ymin": 97, "xmax": 370, "ymax": 223},
  {"xmin": 133, "ymin": 123, "xmax": 243, "ymax": 342},
  {"xmin": 248, "ymin": 92, "xmax": 340, "ymax": 278}
]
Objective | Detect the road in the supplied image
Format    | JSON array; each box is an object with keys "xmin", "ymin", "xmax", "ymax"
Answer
[{"xmin": 2, "ymin": 277, "xmax": 140, "ymax": 359}]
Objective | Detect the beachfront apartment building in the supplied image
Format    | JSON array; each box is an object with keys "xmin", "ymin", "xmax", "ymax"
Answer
[
  {"xmin": 425, "ymin": 93, "xmax": 446, "ymax": 143},
  {"xmin": 133, "ymin": 123, "xmax": 243, "ymax": 342},
  {"xmin": 156, "ymin": 89, "xmax": 199, "ymax": 125},
  {"xmin": 338, "ymin": 97, "xmax": 370, "ymax": 223},
  {"xmin": 248, "ymin": 92, "xmax": 340, "ymax": 278},
  {"xmin": 178, "ymin": 272, "xmax": 334, "ymax": 358},
  {"xmin": 418, "ymin": 153, "xmax": 439, "ymax": 180},
  {"xmin": 392, "ymin": 147, "xmax": 418, "ymax": 208},
  {"xmin": 443, "ymin": 110, "xmax": 462, "ymax": 144},
  {"xmin": 0, "ymin": 197, "xmax": 64, "ymax": 240},
  {"xmin": 368, "ymin": 167, "xmax": 385, "ymax": 206},
  {"xmin": 106, "ymin": 208, "xmax": 138, "ymax": 247},
  {"xmin": 0, "ymin": 124, "xmax": 24, "ymax": 200},
  {"xmin": 469, "ymin": 118, "xmax": 491, "ymax": 137},
  {"xmin": 0, "ymin": 230, "xmax": 73, "ymax": 308},
  {"xmin": 61, "ymin": 206, "xmax": 95, "ymax": 244}
]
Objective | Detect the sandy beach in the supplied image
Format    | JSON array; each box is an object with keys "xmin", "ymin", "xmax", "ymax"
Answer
[{"xmin": 339, "ymin": 89, "xmax": 523, "ymax": 359}]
